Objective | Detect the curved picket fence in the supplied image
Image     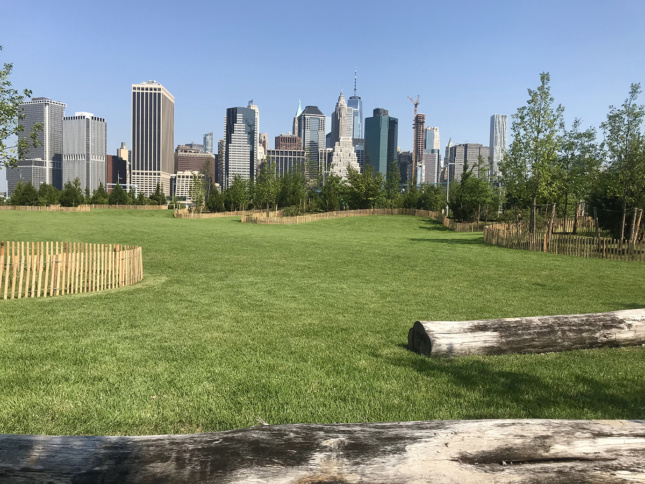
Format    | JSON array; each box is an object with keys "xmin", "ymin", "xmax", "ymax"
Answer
[{"xmin": 0, "ymin": 241, "xmax": 143, "ymax": 300}]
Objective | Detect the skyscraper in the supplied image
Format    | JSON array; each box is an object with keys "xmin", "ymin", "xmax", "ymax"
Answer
[
  {"xmin": 203, "ymin": 132, "xmax": 214, "ymax": 154},
  {"xmin": 329, "ymin": 91, "xmax": 359, "ymax": 180},
  {"xmin": 62, "ymin": 112, "xmax": 107, "ymax": 193},
  {"xmin": 131, "ymin": 80, "xmax": 175, "ymax": 196},
  {"xmin": 424, "ymin": 127, "xmax": 440, "ymax": 152},
  {"xmin": 489, "ymin": 114, "xmax": 507, "ymax": 180},
  {"xmin": 364, "ymin": 108, "xmax": 398, "ymax": 175},
  {"xmin": 7, "ymin": 97, "xmax": 66, "ymax": 194},
  {"xmin": 247, "ymin": 100, "xmax": 260, "ymax": 176},
  {"xmin": 297, "ymin": 106, "xmax": 326, "ymax": 178},
  {"xmin": 223, "ymin": 106, "xmax": 256, "ymax": 188},
  {"xmin": 347, "ymin": 69, "xmax": 363, "ymax": 139},
  {"xmin": 292, "ymin": 100, "xmax": 303, "ymax": 137},
  {"xmin": 331, "ymin": 91, "xmax": 354, "ymax": 145},
  {"xmin": 413, "ymin": 113, "xmax": 426, "ymax": 183},
  {"xmin": 446, "ymin": 143, "xmax": 490, "ymax": 181}
]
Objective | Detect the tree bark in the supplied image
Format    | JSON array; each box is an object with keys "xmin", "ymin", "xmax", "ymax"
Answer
[
  {"xmin": 563, "ymin": 192, "xmax": 568, "ymax": 233},
  {"xmin": 547, "ymin": 203, "xmax": 556, "ymax": 237},
  {"xmin": 530, "ymin": 197, "xmax": 537, "ymax": 234},
  {"xmin": 573, "ymin": 201, "xmax": 580, "ymax": 235},
  {"xmin": 1, "ymin": 420, "xmax": 644, "ymax": 483},
  {"xmin": 620, "ymin": 200, "xmax": 627, "ymax": 244},
  {"xmin": 408, "ymin": 308, "xmax": 645, "ymax": 358}
]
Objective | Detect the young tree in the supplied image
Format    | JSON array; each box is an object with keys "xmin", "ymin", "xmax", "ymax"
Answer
[
  {"xmin": 9, "ymin": 180, "xmax": 39, "ymax": 205},
  {"xmin": 417, "ymin": 184, "xmax": 446, "ymax": 212},
  {"xmin": 205, "ymin": 186, "xmax": 225, "ymax": 212},
  {"xmin": 37, "ymin": 183, "xmax": 59, "ymax": 206},
  {"xmin": 600, "ymin": 83, "xmax": 645, "ymax": 241},
  {"xmin": 188, "ymin": 174, "xmax": 205, "ymax": 212},
  {"xmin": 345, "ymin": 165, "xmax": 383, "ymax": 209},
  {"xmin": 557, "ymin": 119, "xmax": 601, "ymax": 233},
  {"xmin": 90, "ymin": 182, "xmax": 109, "ymax": 205},
  {"xmin": 255, "ymin": 157, "xmax": 280, "ymax": 214},
  {"xmin": 385, "ymin": 159, "xmax": 401, "ymax": 208},
  {"xmin": 149, "ymin": 182, "xmax": 167, "ymax": 205},
  {"xmin": 108, "ymin": 183, "xmax": 129, "ymax": 205},
  {"xmin": 320, "ymin": 173, "xmax": 345, "ymax": 211},
  {"xmin": 502, "ymin": 72, "xmax": 564, "ymax": 232},
  {"xmin": 227, "ymin": 174, "xmax": 249, "ymax": 211},
  {"xmin": 59, "ymin": 178, "xmax": 85, "ymax": 207},
  {"xmin": 0, "ymin": 46, "xmax": 42, "ymax": 170}
]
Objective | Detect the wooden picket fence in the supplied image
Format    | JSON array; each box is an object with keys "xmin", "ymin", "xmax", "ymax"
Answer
[
  {"xmin": 88, "ymin": 204, "xmax": 168, "ymax": 210},
  {"xmin": 0, "ymin": 241, "xmax": 143, "ymax": 300},
  {"xmin": 175, "ymin": 209, "xmax": 273, "ymax": 219},
  {"xmin": 484, "ymin": 226, "xmax": 645, "ymax": 262},
  {"xmin": 0, "ymin": 205, "xmax": 90, "ymax": 212}
]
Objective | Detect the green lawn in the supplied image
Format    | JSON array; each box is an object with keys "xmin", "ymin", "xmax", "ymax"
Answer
[{"xmin": 0, "ymin": 210, "xmax": 644, "ymax": 436}]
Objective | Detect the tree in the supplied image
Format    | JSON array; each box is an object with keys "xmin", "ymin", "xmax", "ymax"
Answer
[
  {"xmin": 320, "ymin": 173, "xmax": 345, "ymax": 211},
  {"xmin": 108, "ymin": 183, "xmax": 129, "ymax": 205},
  {"xmin": 37, "ymin": 183, "xmax": 59, "ymax": 206},
  {"xmin": 227, "ymin": 175, "xmax": 249, "ymax": 211},
  {"xmin": 84, "ymin": 186, "xmax": 91, "ymax": 204},
  {"xmin": 385, "ymin": 159, "xmax": 400, "ymax": 208},
  {"xmin": 0, "ymin": 46, "xmax": 41, "ymax": 170},
  {"xmin": 557, "ymin": 119, "xmax": 601, "ymax": 233},
  {"xmin": 417, "ymin": 184, "xmax": 446, "ymax": 212},
  {"xmin": 345, "ymin": 165, "xmax": 383, "ymax": 209},
  {"xmin": 59, "ymin": 178, "xmax": 84, "ymax": 207},
  {"xmin": 188, "ymin": 174, "xmax": 205, "ymax": 212},
  {"xmin": 502, "ymin": 72, "xmax": 564, "ymax": 232},
  {"xmin": 90, "ymin": 182, "xmax": 109, "ymax": 205},
  {"xmin": 205, "ymin": 186, "xmax": 225, "ymax": 212},
  {"xmin": 278, "ymin": 162, "xmax": 307, "ymax": 210},
  {"xmin": 149, "ymin": 182, "xmax": 167, "ymax": 205},
  {"xmin": 255, "ymin": 158, "xmax": 280, "ymax": 214},
  {"xmin": 600, "ymin": 83, "xmax": 645, "ymax": 241},
  {"xmin": 9, "ymin": 180, "xmax": 38, "ymax": 205}
]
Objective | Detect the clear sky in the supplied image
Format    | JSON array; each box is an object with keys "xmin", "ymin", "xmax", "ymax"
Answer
[{"xmin": 2, "ymin": 0, "xmax": 644, "ymax": 192}]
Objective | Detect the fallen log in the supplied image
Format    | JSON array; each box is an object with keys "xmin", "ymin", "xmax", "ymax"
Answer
[
  {"xmin": 408, "ymin": 308, "xmax": 645, "ymax": 357},
  {"xmin": 1, "ymin": 420, "xmax": 644, "ymax": 483}
]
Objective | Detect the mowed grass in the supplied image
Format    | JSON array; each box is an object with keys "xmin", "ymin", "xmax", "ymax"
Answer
[{"xmin": 0, "ymin": 210, "xmax": 644, "ymax": 436}]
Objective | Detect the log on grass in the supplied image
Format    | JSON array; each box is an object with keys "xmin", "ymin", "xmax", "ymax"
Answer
[
  {"xmin": 1, "ymin": 420, "xmax": 644, "ymax": 483},
  {"xmin": 408, "ymin": 308, "xmax": 645, "ymax": 357}
]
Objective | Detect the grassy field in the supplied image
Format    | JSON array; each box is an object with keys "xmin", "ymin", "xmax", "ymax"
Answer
[{"xmin": 0, "ymin": 210, "xmax": 644, "ymax": 436}]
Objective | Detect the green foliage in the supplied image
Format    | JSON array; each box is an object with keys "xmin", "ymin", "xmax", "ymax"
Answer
[
  {"xmin": 254, "ymin": 158, "xmax": 280, "ymax": 210},
  {"xmin": 37, "ymin": 183, "xmax": 59, "ymax": 206},
  {"xmin": 450, "ymin": 176, "xmax": 494, "ymax": 222},
  {"xmin": 226, "ymin": 175, "xmax": 250, "ymax": 211},
  {"xmin": 149, "ymin": 183, "xmax": 167, "ymax": 205},
  {"xmin": 385, "ymin": 159, "xmax": 400, "ymax": 207},
  {"xmin": 0, "ymin": 46, "xmax": 42, "ymax": 170},
  {"xmin": 501, "ymin": 72, "xmax": 564, "ymax": 230},
  {"xmin": 205, "ymin": 187, "xmax": 225, "ymax": 212},
  {"xmin": 345, "ymin": 165, "xmax": 383, "ymax": 209},
  {"xmin": 9, "ymin": 180, "xmax": 39, "ymax": 205},
  {"xmin": 417, "ymin": 184, "xmax": 446, "ymax": 212},
  {"xmin": 320, "ymin": 173, "xmax": 345, "ymax": 212},
  {"xmin": 90, "ymin": 182, "xmax": 109, "ymax": 205},
  {"xmin": 59, "ymin": 178, "xmax": 85, "ymax": 207},
  {"xmin": 108, "ymin": 183, "xmax": 130, "ymax": 205},
  {"xmin": 278, "ymin": 163, "xmax": 307, "ymax": 208},
  {"xmin": 402, "ymin": 184, "xmax": 419, "ymax": 209}
]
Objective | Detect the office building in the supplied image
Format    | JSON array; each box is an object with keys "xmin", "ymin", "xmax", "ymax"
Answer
[
  {"xmin": 424, "ymin": 127, "xmax": 440, "ymax": 152},
  {"xmin": 292, "ymin": 100, "xmax": 303, "ymax": 137},
  {"xmin": 62, "ymin": 112, "xmax": 107, "ymax": 193},
  {"xmin": 175, "ymin": 145, "xmax": 216, "ymax": 186},
  {"xmin": 296, "ymin": 105, "xmax": 326, "ymax": 179},
  {"xmin": 106, "ymin": 154, "xmax": 129, "ymax": 188},
  {"xmin": 489, "ymin": 114, "xmax": 507, "ymax": 179},
  {"xmin": 203, "ymin": 132, "xmax": 214, "ymax": 154},
  {"xmin": 117, "ymin": 141, "xmax": 129, "ymax": 163},
  {"xmin": 347, "ymin": 69, "xmax": 363, "ymax": 138},
  {"xmin": 275, "ymin": 134, "xmax": 302, "ymax": 151},
  {"xmin": 7, "ymin": 97, "xmax": 66, "ymax": 193},
  {"xmin": 247, "ymin": 101, "xmax": 260, "ymax": 176},
  {"xmin": 266, "ymin": 149, "xmax": 306, "ymax": 177},
  {"xmin": 446, "ymin": 143, "xmax": 490, "ymax": 181},
  {"xmin": 216, "ymin": 139, "xmax": 225, "ymax": 187},
  {"xmin": 223, "ymin": 106, "xmax": 256, "ymax": 188},
  {"xmin": 131, "ymin": 80, "xmax": 175, "ymax": 196},
  {"xmin": 329, "ymin": 91, "xmax": 359, "ymax": 180},
  {"xmin": 173, "ymin": 170, "xmax": 204, "ymax": 201},
  {"xmin": 364, "ymin": 108, "xmax": 398, "ymax": 175},
  {"xmin": 398, "ymin": 151, "xmax": 413, "ymax": 185},
  {"xmin": 185, "ymin": 142, "xmax": 204, "ymax": 152},
  {"xmin": 422, "ymin": 150, "xmax": 441, "ymax": 184},
  {"xmin": 413, "ymin": 114, "xmax": 426, "ymax": 180},
  {"xmin": 331, "ymin": 91, "xmax": 354, "ymax": 145},
  {"xmin": 353, "ymin": 139, "xmax": 365, "ymax": 171}
]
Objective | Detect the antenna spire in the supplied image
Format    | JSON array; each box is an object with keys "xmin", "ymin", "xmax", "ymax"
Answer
[{"xmin": 354, "ymin": 68, "xmax": 357, "ymax": 96}]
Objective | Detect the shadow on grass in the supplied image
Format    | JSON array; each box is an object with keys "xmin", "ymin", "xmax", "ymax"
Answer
[
  {"xmin": 409, "ymin": 237, "xmax": 485, "ymax": 245},
  {"xmin": 390, "ymin": 344, "xmax": 643, "ymax": 418},
  {"xmin": 418, "ymin": 219, "xmax": 453, "ymax": 232}
]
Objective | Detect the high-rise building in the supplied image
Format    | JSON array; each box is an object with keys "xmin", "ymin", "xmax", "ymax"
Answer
[
  {"xmin": 329, "ymin": 91, "xmax": 359, "ymax": 180},
  {"xmin": 266, "ymin": 149, "xmax": 306, "ymax": 177},
  {"xmin": 131, "ymin": 81, "xmax": 175, "ymax": 196},
  {"xmin": 185, "ymin": 142, "xmax": 204, "ymax": 152},
  {"xmin": 398, "ymin": 150, "xmax": 413, "ymax": 185},
  {"xmin": 62, "ymin": 112, "xmax": 107, "ymax": 193},
  {"xmin": 259, "ymin": 133, "xmax": 269, "ymax": 154},
  {"xmin": 424, "ymin": 127, "xmax": 440, "ymax": 152},
  {"xmin": 296, "ymin": 106, "xmax": 326, "ymax": 179},
  {"xmin": 117, "ymin": 141, "xmax": 129, "ymax": 163},
  {"xmin": 216, "ymin": 139, "xmax": 225, "ymax": 187},
  {"xmin": 364, "ymin": 108, "xmax": 398, "ymax": 175},
  {"xmin": 353, "ymin": 139, "xmax": 365, "ymax": 171},
  {"xmin": 489, "ymin": 114, "xmax": 507, "ymax": 180},
  {"xmin": 292, "ymin": 100, "xmax": 303, "ymax": 136},
  {"xmin": 106, "ymin": 153, "xmax": 129, "ymax": 189},
  {"xmin": 331, "ymin": 91, "xmax": 354, "ymax": 145},
  {"xmin": 223, "ymin": 106, "xmax": 256, "ymax": 188},
  {"xmin": 275, "ymin": 134, "xmax": 302, "ymax": 151},
  {"xmin": 203, "ymin": 132, "xmax": 214, "ymax": 154},
  {"xmin": 446, "ymin": 143, "xmax": 490, "ymax": 182},
  {"xmin": 422, "ymin": 149, "xmax": 441, "ymax": 184},
  {"xmin": 347, "ymin": 69, "xmax": 363, "ymax": 139},
  {"xmin": 7, "ymin": 97, "xmax": 66, "ymax": 194},
  {"xmin": 413, "ymin": 113, "xmax": 425, "ymax": 171},
  {"xmin": 175, "ymin": 145, "xmax": 216, "ymax": 185},
  {"xmin": 247, "ymin": 100, "xmax": 260, "ymax": 176}
]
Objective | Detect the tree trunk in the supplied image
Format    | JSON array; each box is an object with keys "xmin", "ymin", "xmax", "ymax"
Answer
[
  {"xmin": 620, "ymin": 200, "xmax": 627, "ymax": 245},
  {"xmin": 547, "ymin": 203, "xmax": 556, "ymax": 237},
  {"xmin": 563, "ymin": 192, "xmax": 568, "ymax": 234},
  {"xmin": 530, "ymin": 196, "xmax": 537, "ymax": 234},
  {"xmin": 1, "ymin": 420, "xmax": 643, "ymax": 483},
  {"xmin": 573, "ymin": 201, "xmax": 580, "ymax": 235},
  {"xmin": 408, "ymin": 308, "xmax": 645, "ymax": 358}
]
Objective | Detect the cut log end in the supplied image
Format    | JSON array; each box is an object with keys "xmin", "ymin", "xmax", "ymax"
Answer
[{"xmin": 408, "ymin": 321, "xmax": 432, "ymax": 356}]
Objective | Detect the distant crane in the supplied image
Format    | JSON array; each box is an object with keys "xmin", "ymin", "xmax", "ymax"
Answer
[{"xmin": 408, "ymin": 95, "xmax": 420, "ymax": 187}]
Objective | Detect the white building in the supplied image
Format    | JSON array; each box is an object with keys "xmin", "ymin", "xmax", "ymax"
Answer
[
  {"xmin": 63, "ymin": 112, "xmax": 107, "ymax": 193},
  {"xmin": 131, "ymin": 81, "xmax": 175, "ymax": 196},
  {"xmin": 489, "ymin": 114, "xmax": 508, "ymax": 179},
  {"xmin": 329, "ymin": 91, "xmax": 359, "ymax": 180},
  {"xmin": 173, "ymin": 170, "xmax": 203, "ymax": 201}
]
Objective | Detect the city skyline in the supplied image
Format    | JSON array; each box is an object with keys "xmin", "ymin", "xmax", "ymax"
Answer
[{"xmin": 1, "ymin": 0, "xmax": 644, "ymax": 193}]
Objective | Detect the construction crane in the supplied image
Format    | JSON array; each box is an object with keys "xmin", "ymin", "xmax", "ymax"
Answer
[{"xmin": 408, "ymin": 95, "xmax": 420, "ymax": 187}]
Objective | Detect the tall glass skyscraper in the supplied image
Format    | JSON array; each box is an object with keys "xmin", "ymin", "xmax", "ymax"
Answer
[
  {"xmin": 297, "ymin": 106, "xmax": 326, "ymax": 179},
  {"xmin": 224, "ymin": 106, "xmax": 256, "ymax": 188},
  {"xmin": 347, "ymin": 69, "xmax": 362, "ymax": 138},
  {"xmin": 364, "ymin": 108, "xmax": 398, "ymax": 175},
  {"xmin": 203, "ymin": 132, "xmax": 214, "ymax": 154},
  {"xmin": 63, "ymin": 112, "xmax": 107, "ymax": 193}
]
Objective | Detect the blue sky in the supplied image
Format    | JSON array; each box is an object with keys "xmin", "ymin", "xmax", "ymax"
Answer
[{"xmin": 2, "ymin": 0, "xmax": 644, "ymax": 192}]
